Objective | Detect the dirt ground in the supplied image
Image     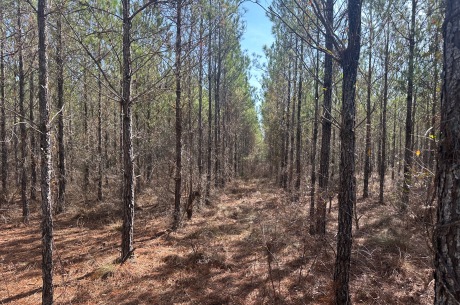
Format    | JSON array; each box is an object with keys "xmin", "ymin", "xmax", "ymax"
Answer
[{"xmin": 0, "ymin": 179, "xmax": 434, "ymax": 304}]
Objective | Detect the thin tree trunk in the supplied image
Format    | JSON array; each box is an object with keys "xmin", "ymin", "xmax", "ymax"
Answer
[
  {"xmin": 198, "ymin": 13, "xmax": 204, "ymax": 203},
  {"xmin": 309, "ymin": 43, "xmax": 320, "ymax": 235},
  {"xmin": 333, "ymin": 0, "xmax": 361, "ymax": 303},
  {"xmin": 120, "ymin": 0, "xmax": 135, "ymax": 261},
  {"xmin": 429, "ymin": 29, "xmax": 439, "ymax": 171},
  {"xmin": 221, "ymin": 73, "xmax": 227, "ymax": 187},
  {"xmin": 173, "ymin": 0, "xmax": 182, "ymax": 230},
  {"xmin": 233, "ymin": 135, "xmax": 237, "ymax": 176},
  {"xmin": 379, "ymin": 23, "xmax": 390, "ymax": 204},
  {"xmin": 398, "ymin": 111, "xmax": 402, "ymax": 176},
  {"xmin": 82, "ymin": 70, "xmax": 89, "ymax": 203},
  {"xmin": 13, "ymin": 95, "xmax": 18, "ymax": 187},
  {"xmin": 97, "ymin": 42, "xmax": 103, "ymax": 201},
  {"xmin": 68, "ymin": 80, "xmax": 73, "ymax": 183},
  {"xmin": 282, "ymin": 60, "xmax": 292, "ymax": 190},
  {"xmin": 434, "ymin": 1, "xmax": 460, "ymax": 302},
  {"xmin": 145, "ymin": 104, "xmax": 152, "ymax": 183},
  {"xmin": 205, "ymin": 0, "xmax": 212, "ymax": 205},
  {"xmin": 187, "ymin": 11, "xmax": 194, "ymax": 216},
  {"xmin": 412, "ymin": 89, "xmax": 418, "ymax": 155},
  {"xmin": 56, "ymin": 11, "xmax": 66, "ymax": 214},
  {"xmin": 29, "ymin": 71, "xmax": 37, "ymax": 201},
  {"xmin": 17, "ymin": 1, "xmax": 29, "ymax": 222},
  {"xmin": 38, "ymin": 0, "xmax": 54, "ymax": 302},
  {"xmin": 289, "ymin": 37, "xmax": 297, "ymax": 191},
  {"xmin": 402, "ymin": 0, "xmax": 417, "ymax": 209},
  {"xmin": 426, "ymin": 26, "xmax": 440, "ymax": 206},
  {"xmin": 316, "ymin": 0, "xmax": 333, "ymax": 235},
  {"xmin": 392, "ymin": 102, "xmax": 396, "ymax": 180},
  {"xmin": 288, "ymin": 42, "xmax": 298, "ymax": 192},
  {"xmin": 330, "ymin": 125, "xmax": 336, "ymax": 214},
  {"xmin": 0, "ymin": 11, "xmax": 6, "ymax": 201},
  {"xmin": 294, "ymin": 40, "xmax": 303, "ymax": 201},
  {"xmin": 363, "ymin": 9, "xmax": 373, "ymax": 199},
  {"xmin": 214, "ymin": 12, "xmax": 222, "ymax": 188}
]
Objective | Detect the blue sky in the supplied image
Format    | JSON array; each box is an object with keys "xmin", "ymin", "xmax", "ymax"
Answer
[{"xmin": 240, "ymin": 1, "xmax": 274, "ymax": 95}]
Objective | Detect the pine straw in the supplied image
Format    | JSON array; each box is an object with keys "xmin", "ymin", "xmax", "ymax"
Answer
[{"xmin": 0, "ymin": 178, "xmax": 434, "ymax": 304}]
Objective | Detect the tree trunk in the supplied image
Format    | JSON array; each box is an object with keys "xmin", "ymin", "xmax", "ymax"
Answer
[
  {"xmin": 316, "ymin": 0, "xmax": 333, "ymax": 235},
  {"xmin": 221, "ymin": 73, "xmax": 227, "ymax": 187},
  {"xmin": 391, "ymin": 102, "xmax": 396, "ymax": 180},
  {"xmin": 56, "ymin": 12, "xmax": 66, "ymax": 214},
  {"xmin": 13, "ymin": 98, "xmax": 18, "ymax": 187},
  {"xmin": 214, "ymin": 12, "xmax": 222, "ymax": 188},
  {"xmin": 434, "ymin": 1, "xmax": 460, "ymax": 302},
  {"xmin": 29, "ymin": 71, "xmax": 37, "ymax": 201},
  {"xmin": 12, "ymin": 92, "xmax": 21, "ymax": 188},
  {"xmin": 333, "ymin": 0, "xmax": 361, "ymax": 303},
  {"xmin": 173, "ymin": 0, "xmax": 183, "ymax": 230},
  {"xmin": 120, "ymin": 0, "xmax": 135, "ymax": 261},
  {"xmin": 17, "ymin": 1, "xmax": 29, "ymax": 222},
  {"xmin": 198, "ymin": 14, "xmax": 204, "ymax": 204},
  {"xmin": 67, "ymin": 81, "xmax": 73, "ymax": 183},
  {"xmin": 402, "ymin": 0, "xmax": 417, "ymax": 209},
  {"xmin": 294, "ymin": 40, "xmax": 303, "ymax": 201},
  {"xmin": 398, "ymin": 111, "xmax": 402, "ymax": 176},
  {"xmin": 186, "ymin": 10, "xmax": 194, "ymax": 217},
  {"xmin": 38, "ymin": 0, "xmax": 54, "ymax": 302},
  {"xmin": 289, "ymin": 37, "xmax": 297, "ymax": 191},
  {"xmin": 205, "ymin": 0, "xmax": 212, "ymax": 205},
  {"xmin": 429, "ymin": 28, "xmax": 439, "ymax": 172},
  {"xmin": 0, "ymin": 11, "xmax": 6, "ymax": 201},
  {"xmin": 363, "ymin": 8, "xmax": 373, "ymax": 199},
  {"xmin": 82, "ymin": 70, "xmax": 89, "ymax": 203},
  {"xmin": 97, "ymin": 42, "xmax": 103, "ymax": 201},
  {"xmin": 309, "ymin": 43, "xmax": 320, "ymax": 235},
  {"xmin": 282, "ymin": 60, "xmax": 292, "ymax": 190},
  {"xmin": 379, "ymin": 23, "xmax": 390, "ymax": 204}
]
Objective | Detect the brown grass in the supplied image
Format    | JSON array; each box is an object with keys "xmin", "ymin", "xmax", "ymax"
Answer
[{"xmin": 0, "ymin": 178, "xmax": 434, "ymax": 304}]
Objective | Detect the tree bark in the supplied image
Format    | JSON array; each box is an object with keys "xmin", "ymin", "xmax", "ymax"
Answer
[
  {"xmin": 214, "ymin": 10, "xmax": 222, "ymax": 188},
  {"xmin": 309, "ymin": 43, "xmax": 320, "ymax": 235},
  {"xmin": 294, "ymin": 40, "xmax": 303, "ymax": 201},
  {"xmin": 29, "ymin": 71, "xmax": 37, "ymax": 201},
  {"xmin": 17, "ymin": 1, "xmax": 29, "ymax": 222},
  {"xmin": 379, "ymin": 22, "xmax": 390, "ymax": 204},
  {"xmin": 289, "ymin": 37, "xmax": 297, "ymax": 191},
  {"xmin": 198, "ymin": 13, "xmax": 204, "ymax": 204},
  {"xmin": 0, "ymin": 11, "xmax": 7, "ymax": 200},
  {"xmin": 82, "ymin": 70, "xmax": 89, "ymax": 203},
  {"xmin": 402, "ymin": 0, "xmax": 417, "ymax": 209},
  {"xmin": 38, "ymin": 0, "xmax": 54, "ymax": 302},
  {"xmin": 333, "ymin": 0, "xmax": 361, "ymax": 303},
  {"xmin": 173, "ymin": 0, "xmax": 183, "ymax": 230},
  {"xmin": 316, "ymin": 0, "xmax": 333, "ymax": 235},
  {"xmin": 55, "ymin": 11, "xmax": 66, "ymax": 214},
  {"xmin": 429, "ymin": 28, "xmax": 439, "ymax": 172},
  {"xmin": 121, "ymin": 0, "xmax": 135, "ymax": 261},
  {"xmin": 97, "ymin": 40, "xmax": 103, "ymax": 201},
  {"xmin": 205, "ymin": 0, "xmax": 213, "ymax": 205},
  {"xmin": 186, "ymin": 7, "xmax": 194, "ymax": 217},
  {"xmin": 281, "ymin": 60, "xmax": 292, "ymax": 190},
  {"xmin": 434, "ymin": 1, "xmax": 460, "ymax": 302},
  {"xmin": 391, "ymin": 102, "xmax": 396, "ymax": 180},
  {"xmin": 363, "ymin": 7, "xmax": 373, "ymax": 199}
]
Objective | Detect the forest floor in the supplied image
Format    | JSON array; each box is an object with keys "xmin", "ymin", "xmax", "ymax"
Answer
[{"xmin": 0, "ymin": 178, "xmax": 434, "ymax": 304}]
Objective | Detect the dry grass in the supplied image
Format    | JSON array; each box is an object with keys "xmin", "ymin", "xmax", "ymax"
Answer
[{"xmin": 0, "ymin": 177, "xmax": 434, "ymax": 304}]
